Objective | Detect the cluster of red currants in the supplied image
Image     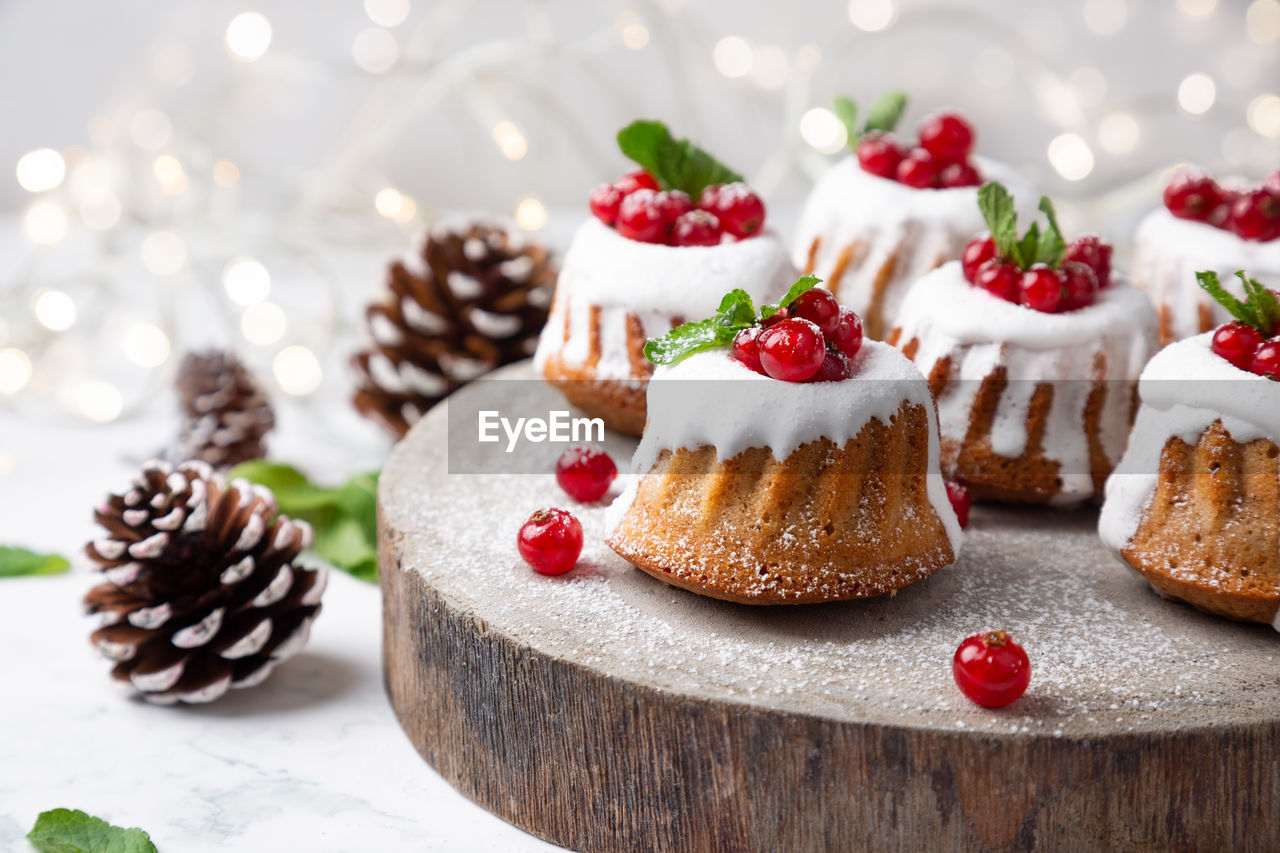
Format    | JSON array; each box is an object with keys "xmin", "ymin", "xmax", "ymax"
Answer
[
  {"xmin": 960, "ymin": 233, "xmax": 1113, "ymax": 314},
  {"xmin": 590, "ymin": 171, "xmax": 766, "ymax": 246},
  {"xmin": 1164, "ymin": 169, "xmax": 1280, "ymax": 243},
  {"xmin": 731, "ymin": 289, "xmax": 864, "ymax": 382},
  {"xmin": 857, "ymin": 112, "xmax": 983, "ymax": 189},
  {"xmin": 1210, "ymin": 321, "xmax": 1280, "ymax": 380},
  {"xmin": 516, "ymin": 447, "xmax": 619, "ymax": 576}
]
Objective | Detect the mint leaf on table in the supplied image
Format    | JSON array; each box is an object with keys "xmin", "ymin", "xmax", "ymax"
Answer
[
  {"xmin": 1034, "ymin": 196, "xmax": 1067, "ymax": 268},
  {"xmin": 863, "ymin": 90, "xmax": 908, "ymax": 135},
  {"xmin": 0, "ymin": 546, "xmax": 70, "ymax": 578},
  {"xmin": 27, "ymin": 809, "xmax": 156, "ymax": 853},
  {"xmin": 616, "ymin": 120, "xmax": 744, "ymax": 199},
  {"xmin": 227, "ymin": 461, "xmax": 381, "ymax": 583}
]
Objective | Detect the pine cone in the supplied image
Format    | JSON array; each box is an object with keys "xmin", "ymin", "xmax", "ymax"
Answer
[
  {"xmin": 83, "ymin": 460, "xmax": 326, "ymax": 705},
  {"xmin": 351, "ymin": 219, "xmax": 556, "ymax": 437},
  {"xmin": 173, "ymin": 350, "xmax": 274, "ymax": 468}
]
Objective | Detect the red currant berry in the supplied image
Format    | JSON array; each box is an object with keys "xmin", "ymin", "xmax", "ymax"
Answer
[
  {"xmin": 789, "ymin": 289, "xmax": 841, "ymax": 337},
  {"xmin": 856, "ymin": 131, "xmax": 904, "ymax": 179},
  {"xmin": 655, "ymin": 190, "xmax": 693, "ymax": 235},
  {"xmin": 672, "ymin": 210, "xmax": 722, "ymax": 246},
  {"xmin": 1059, "ymin": 261, "xmax": 1099, "ymax": 311},
  {"xmin": 973, "ymin": 259, "xmax": 1020, "ymax": 302},
  {"xmin": 555, "ymin": 447, "xmax": 618, "ymax": 503},
  {"xmin": 945, "ymin": 480, "xmax": 971, "ymax": 529},
  {"xmin": 1208, "ymin": 191, "xmax": 1238, "ymax": 229},
  {"xmin": 1063, "ymin": 235, "xmax": 1112, "ymax": 288},
  {"xmin": 1211, "ymin": 323, "xmax": 1265, "ymax": 371},
  {"xmin": 700, "ymin": 182, "xmax": 765, "ymax": 239},
  {"xmin": 1020, "ymin": 265, "xmax": 1064, "ymax": 313},
  {"xmin": 732, "ymin": 325, "xmax": 766, "ymax": 374},
  {"xmin": 517, "ymin": 508, "xmax": 583, "ymax": 576},
  {"xmin": 961, "ymin": 235, "xmax": 996, "ymax": 283},
  {"xmin": 953, "ymin": 630, "xmax": 1031, "ymax": 708},
  {"xmin": 589, "ymin": 183, "xmax": 624, "ymax": 226},
  {"xmin": 758, "ymin": 318, "xmax": 826, "ymax": 382},
  {"xmin": 1266, "ymin": 170, "xmax": 1280, "ymax": 196},
  {"xmin": 616, "ymin": 189, "xmax": 666, "ymax": 243},
  {"xmin": 938, "ymin": 161, "xmax": 982, "ymax": 188},
  {"xmin": 760, "ymin": 308, "xmax": 789, "ymax": 328},
  {"xmin": 896, "ymin": 148, "xmax": 940, "ymax": 189},
  {"xmin": 1228, "ymin": 189, "xmax": 1280, "ymax": 242},
  {"xmin": 1163, "ymin": 171, "xmax": 1222, "ymax": 222},
  {"xmin": 830, "ymin": 308, "xmax": 864, "ymax": 360},
  {"xmin": 614, "ymin": 170, "xmax": 659, "ymax": 196},
  {"xmin": 808, "ymin": 349, "xmax": 854, "ymax": 382},
  {"xmin": 1252, "ymin": 338, "xmax": 1280, "ymax": 380},
  {"xmin": 919, "ymin": 112, "xmax": 976, "ymax": 164}
]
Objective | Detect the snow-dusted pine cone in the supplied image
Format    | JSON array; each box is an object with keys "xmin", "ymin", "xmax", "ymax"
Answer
[
  {"xmin": 173, "ymin": 350, "xmax": 274, "ymax": 468},
  {"xmin": 351, "ymin": 219, "xmax": 556, "ymax": 437},
  {"xmin": 83, "ymin": 460, "xmax": 326, "ymax": 705}
]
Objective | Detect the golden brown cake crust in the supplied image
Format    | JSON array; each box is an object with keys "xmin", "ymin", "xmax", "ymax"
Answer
[
  {"xmin": 606, "ymin": 404, "xmax": 957, "ymax": 605},
  {"xmin": 1118, "ymin": 420, "xmax": 1280, "ymax": 625}
]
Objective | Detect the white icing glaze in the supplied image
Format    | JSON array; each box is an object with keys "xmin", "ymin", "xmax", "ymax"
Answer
[
  {"xmin": 892, "ymin": 262, "xmax": 1160, "ymax": 504},
  {"xmin": 791, "ymin": 155, "xmax": 1038, "ymax": 330},
  {"xmin": 606, "ymin": 341, "xmax": 963, "ymax": 555},
  {"xmin": 534, "ymin": 218, "xmax": 797, "ymax": 380},
  {"xmin": 1099, "ymin": 331, "xmax": 1280, "ymax": 553},
  {"xmin": 1132, "ymin": 207, "xmax": 1280, "ymax": 341}
]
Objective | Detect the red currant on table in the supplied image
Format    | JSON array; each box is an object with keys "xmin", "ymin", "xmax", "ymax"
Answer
[
  {"xmin": 1059, "ymin": 261, "xmax": 1099, "ymax": 311},
  {"xmin": 918, "ymin": 112, "xmax": 975, "ymax": 164},
  {"xmin": 961, "ymin": 235, "xmax": 996, "ymax": 283},
  {"xmin": 938, "ymin": 161, "xmax": 981, "ymax": 188},
  {"xmin": 616, "ymin": 189, "xmax": 666, "ymax": 243},
  {"xmin": 856, "ymin": 131, "xmax": 904, "ymax": 179},
  {"xmin": 1020, "ymin": 265, "xmax": 1064, "ymax": 313},
  {"xmin": 789, "ymin": 289, "xmax": 841, "ymax": 337},
  {"xmin": 517, "ymin": 508, "xmax": 583, "ymax": 576},
  {"xmin": 897, "ymin": 148, "xmax": 940, "ymax": 189},
  {"xmin": 672, "ymin": 210, "xmax": 722, "ymax": 246},
  {"xmin": 758, "ymin": 318, "xmax": 826, "ymax": 382},
  {"xmin": 953, "ymin": 630, "xmax": 1031, "ymax": 708},
  {"xmin": 732, "ymin": 325, "xmax": 766, "ymax": 374},
  {"xmin": 700, "ymin": 182, "xmax": 766, "ymax": 239},
  {"xmin": 1163, "ymin": 171, "xmax": 1222, "ymax": 222},
  {"xmin": 830, "ymin": 308, "xmax": 864, "ymax": 360},
  {"xmin": 1252, "ymin": 339, "xmax": 1280, "ymax": 380},
  {"xmin": 589, "ymin": 183, "xmax": 624, "ymax": 226},
  {"xmin": 614, "ymin": 170, "xmax": 659, "ymax": 195},
  {"xmin": 973, "ymin": 259, "xmax": 1020, "ymax": 302},
  {"xmin": 1211, "ymin": 323, "xmax": 1265, "ymax": 371},
  {"xmin": 555, "ymin": 447, "xmax": 618, "ymax": 503},
  {"xmin": 1063, "ymin": 235, "xmax": 1112, "ymax": 288},
  {"xmin": 808, "ymin": 349, "xmax": 853, "ymax": 382},
  {"xmin": 1227, "ymin": 189, "xmax": 1280, "ymax": 242},
  {"xmin": 945, "ymin": 480, "xmax": 971, "ymax": 529}
]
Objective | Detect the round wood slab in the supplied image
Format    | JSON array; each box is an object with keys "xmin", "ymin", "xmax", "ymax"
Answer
[{"xmin": 380, "ymin": 362, "xmax": 1280, "ymax": 852}]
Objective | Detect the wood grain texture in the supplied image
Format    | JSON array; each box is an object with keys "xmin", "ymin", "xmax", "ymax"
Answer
[{"xmin": 381, "ymin": 362, "xmax": 1280, "ymax": 853}]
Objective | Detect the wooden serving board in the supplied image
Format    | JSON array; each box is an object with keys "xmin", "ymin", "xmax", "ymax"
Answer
[{"xmin": 380, "ymin": 362, "xmax": 1280, "ymax": 853}]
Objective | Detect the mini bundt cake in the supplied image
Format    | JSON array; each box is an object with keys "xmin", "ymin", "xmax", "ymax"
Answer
[
  {"xmin": 887, "ymin": 184, "xmax": 1160, "ymax": 505},
  {"xmin": 1132, "ymin": 167, "xmax": 1280, "ymax": 344},
  {"xmin": 605, "ymin": 279, "xmax": 962, "ymax": 604},
  {"xmin": 535, "ymin": 120, "xmax": 795, "ymax": 436},
  {"xmin": 1100, "ymin": 273, "xmax": 1280, "ymax": 626},
  {"xmin": 792, "ymin": 96, "xmax": 1036, "ymax": 340}
]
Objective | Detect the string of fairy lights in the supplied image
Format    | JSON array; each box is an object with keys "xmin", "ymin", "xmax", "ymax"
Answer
[{"xmin": 1, "ymin": 0, "xmax": 1278, "ymax": 426}]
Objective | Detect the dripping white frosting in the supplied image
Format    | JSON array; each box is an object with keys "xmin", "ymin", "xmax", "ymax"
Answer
[
  {"xmin": 605, "ymin": 341, "xmax": 963, "ymax": 556},
  {"xmin": 892, "ymin": 261, "xmax": 1160, "ymax": 504}
]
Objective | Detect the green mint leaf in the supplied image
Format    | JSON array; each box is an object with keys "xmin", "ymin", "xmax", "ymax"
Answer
[
  {"xmin": 617, "ymin": 120, "xmax": 743, "ymax": 198},
  {"xmin": 1015, "ymin": 223, "xmax": 1040, "ymax": 272},
  {"xmin": 1238, "ymin": 271, "xmax": 1280, "ymax": 337},
  {"xmin": 1034, "ymin": 196, "xmax": 1067, "ymax": 268},
  {"xmin": 977, "ymin": 182, "xmax": 1019, "ymax": 263},
  {"xmin": 833, "ymin": 96, "xmax": 860, "ymax": 145},
  {"xmin": 27, "ymin": 808, "xmax": 156, "ymax": 853},
  {"xmin": 1196, "ymin": 271, "xmax": 1256, "ymax": 327},
  {"xmin": 863, "ymin": 91, "xmax": 908, "ymax": 134},
  {"xmin": 762, "ymin": 275, "xmax": 821, "ymax": 319},
  {"xmin": 717, "ymin": 289, "xmax": 758, "ymax": 327},
  {"xmin": 0, "ymin": 546, "xmax": 70, "ymax": 578},
  {"xmin": 644, "ymin": 319, "xmax": 728, "ymax": 365}
]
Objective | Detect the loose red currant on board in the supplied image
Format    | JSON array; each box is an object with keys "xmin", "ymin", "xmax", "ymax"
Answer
[
  {"xmin": 897, "ymin": 148, "xmax": 940, "ymax": 189},
  {"xmin": 1252, "ymin": 339, "xmax": 1280, "ymax": 380},
  {"xmin": 1063, "ymin": 235, "xmax": 1112, "ymax": 288},
  {"xmin": 961, "ymin": 235, "xmax": 996, "ymax": 283},
  {"xmin": 732, "ymin": 325, "xmax": 766, "ymax": 374},
  {"xmin": 589, "ymin": 183, "xmax": 624, "ymax": 226},
  {"xmin": 953, "ymin": 630, "xmax": 1030, "ymax": 708},
  {"xmin": 856, "ymin": 131, "xmax": 904, "ymax": 179},
  {"xmin": 918, "ymin": 112, "xmax": 975, "ymax": 164},
  {"xmin": 789, "ymin": 289, "xmax": 841, "ymax": 337},
  {"xmin": 614, "ymin": 170, "xmax": 659, "ymax": 196},
  {"xmin": 1020, "ymin": 265, "xmax": 1064, "ymax": 313},
  {"xmin": 616, "ymin": 189, "xmax": 666, "ymax": 243},
  {"xmin": 808, "ymin": 349, "xmax": 854, "ymax": 382},
  {"xmin": 831, "ymin": 308, "xmax": 864, "ymax": 360},
  {"xmin": 1163, "ymin": 171, "xmax": 1222, "ymax": 222},
  {"xmin": 555, "ymin": 447, "xmax": 618, "ymax": 503},
  {"xmin": 701, "ymin": 183, "xmax": 766, "ymax": 239},
  {"xmin": 758, "ymin": 318, "xmax": 826, "ymax": 382},
  {"xmin": 1059, "ymin": 261, "xmax": 1099, "ymax": 311},
  {"xmin": 945, "ymin": 480, "xmax": 971, "ymax": 529},
  {"xmin": 1228, "ymin": 189, "xmax": 1280, "ymax": 242},
  {"xmin": 974, "ymin": 259, "xmax": 1020, "ymax": 302},
  {"xmin": 672, "ymin": 210, "xmax": 722, "ymax": 246},
  {"xmin": 938, "ymin": 161, "xmax": 981, "ymax": 188},
  {"xmin": 517, "ymin": 508, "xmax": 584, "ymax": 576},
  {"xmin": 1211, "ymin": 323, "xmax": 1265, "ymax": 371}
]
